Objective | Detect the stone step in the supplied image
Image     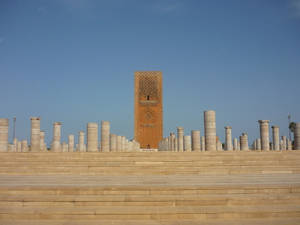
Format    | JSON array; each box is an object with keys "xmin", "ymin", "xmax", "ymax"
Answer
[
  {"xmin": 2, "ymin": 193, "xmax": 300, "ymax": 204},
  {"xmin": 1, "ymin": 161, "xmax": 300, "ymax": 166},
  {"xmin": 1, "ymin": 194, "xmax": 300, "ymax": 207},
  {"xmin": 1, "ymin": 204, "xmax": 300, "ymax": 220},
  {"xmin": 1, "ymin": 167, "xmax": 299, "ymax": 175},
  {"xmin": 0, "ymin": 218, "xmax": 299, "ymax": 225}
]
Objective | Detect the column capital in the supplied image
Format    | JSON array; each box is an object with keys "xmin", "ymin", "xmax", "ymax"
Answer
[
  {"xmin": 258, "ymin": 120, "xmax": 270, "ymax": 124},
  {"xmin": 30, "ymin": 117, "xmax": 40, "ymax": 121}
]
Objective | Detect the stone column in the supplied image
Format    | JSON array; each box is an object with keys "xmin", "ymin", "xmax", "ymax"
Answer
[
  {"xmin": 191, "ymin": 130, "xmax": 201, "ymax": 151},
  {"xmin": 124, "ymin": 139, "xmax": 129, "ymax": 152},
  {"xmin": 17, "ymin": 141, "xmax": 22, "ymax": 152},
  {"xmin": 116, "ymin": 136, "xmax": 122, "ymax": 151},
  {"xmin": 21, "ymin": 140, "xmax": 28, "ymax": 152},
  {"xmin": 184, "ymin": 135, "xmax": 192, "ymax": 152},
  {"xmin": 87, "ymin": 123, "xmax": 98, "ymax": 152},
  {"xmin": 237, "ymin": 140, "xmax": 240, "ymax": 150},
  {"xmin": 253, "ymin": 140, "xmax": 257, "ymax": 150},
  {"xmin": 62, "ymin": 142, "xmax": 68, "ymax": 152},
  {"xmin": 110, "ymin": 134, "xmax": 117, "ymax": 152},
  {"xmin": 40, "ymin": 131, "xmax": 46, "ymax": 151},
  {"xmin": 68, "ymin": 134, "xmax": 75, "ymax": 152},
  {"xmin": 121, "ymin": 136, "xmax": 126, "ymax": 151},
  {"xmin": 201, "ymin": 136, "xmax": 205, "ymax": 151},
  {"xmin": 13, "ymin": 138, "xmax": 17, "ymax": 152},
  {"xmin": 256, "ymin": 138, "xmax": 261, "ymax": 150},
  {"xmin": 0, "ymin": 118, "xmax": 9, "ymax": 152},
  {"xmin": 30, "ymin": 117, "xmax": 40, "ymax": 152},
  {"xmin": 224, "ymin": 126, "xmax": 233, "ymax": 151},
  {"xmin": 167, "ymin": 135, "xmax": 171, "ymax": 151},
  {"xmin": 282, "ymin": 136, "xmax": 287, "ymax": 151},
  {"xmin": 177, "ymin": 127, "xmax": 184, "ymax": 152},
  {"xmin": 272, "ymin": 125, "xmax": 280, "ymax": 151},
  {"xmin": 240, "ymin": 133, "xmax": 249, "ymax": 151},
  {"xmin": 287, "ymin": 139, "xmax": 292, "ymax": 150},
  {"xmin": 174, "ymin": 137, "xmax": 178, "ymax": 151},
  {"xmin": 233, "ymin": 138, "xmax": 238, "ymax": 151},
  {"xmin": 294, "ymin": 123, "xmax": 300, "ymax": 150},
  {"xmin": 170, "ymin": 133, "xmax": 176, "ymax": 151},
  {"xmin": 258, "ymin": 120, "xmax": 270, "ymax": 151},
  {"xmin": 165, "ymin": 138, "xmax": 169, "ymax": 151},
  {"xmin": 217, "ymin": 140, "xmax": 223, "ymax": 151},
  {"xmin": 101, "ymin": 121, "xmax": 110, "ymax": 152},
  {"xmin": 128, "ymin": 141, "xmax": 133, "ymax": 152},
  {"xmin": 78, "ymin": 131, "xmax": 85, "ymax": 152},
  {"xmin": 51, "ymin": 122, "xmax": 62, "ymax": 152},
  {"xmin": 204, "ymin": 110, "xmax": 216, "ymax": 151}
]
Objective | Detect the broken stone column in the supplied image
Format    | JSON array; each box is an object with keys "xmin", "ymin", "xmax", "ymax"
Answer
[
  {"xmin": 40, "ymin": 131, "xmax": 46, "ymax": 151},
  {"xmin": 191, "ymin": 130, "xmax": 201, "ymax": 151},
  {"xmin": 256, "ymin": 138, "xmax": 261, "ymax": 151},
  {"xmin": 217, "ymin": 140, "xmax": 223, "ymax": 151},
  {"xmin": 30, "ymin": 117, "xmax": 40, "ymax": 152},
  {"xmin": 21, "ymin": 140, "xmax": 28, "ymax": 152},
  {"xmin": 128, "ymin": 141, "xmax": 133, "ymax": 152},
  {"xmin": 110, "ymin": 134, "xmax": 117, "ymax": 152},
  {"xmin": 177, "ymin": 127, "xmax": 184, "ymax": 152},
  {"xmin": 0, "ymin": 118, "xmax": 9, "ymax": 152},
  {"xmin": 68, "ymin": 134, "xmax": 75, "ymax": 152},
  {"xmin": 201, "ymin": 136, "xmax": 205, "ymax": 151},
  {"xmin": 233, "ymin": 138, "xmax": 238, "ymax": 151},
  {"xmin": 170, "ymin": 133, "xmax": 176, "ymax": 151},
  {"xmin": 62, "ymin": 142, "xmax": 68, "ymax": 152},
  {"xmin": 240, "ymin": 133, "xmax": 249, "ymax": 151},
  {"xmin": 17, "ymin": 141, "xmax": 21, "ymax": 152},
  {"xmin": 253, "ymin": 140, "xmax": 257, "ymax": 150},
  {"xmin": 87, "ymin": 123, "xmax": 98, "ymax": 152},
  {"xmin": 121, "ymin": 136, "xmax": 126, "ymax": 151},
  {"xmin": 184, "ymin": 135, "xmax": 192, "ymax": 152},
  {"xmin": 124, "ymin": 139, "xmax": 129, "ymax": 152},
  {"xmin": 174, "ymin": 137, "xmax": 178, "ymax": 151},
  {"xmin": 259, "ymin": 120, "xmax": 270, "ymax": 151},
  {"xmin": 224, "ymin": 126, "xmax": 233, "ymax": 151},
  {"xmin": 281, "ymin": 136, "xmax": 287, "ymax": 151},
  {"xmin": 272, "ymin": 125, "xmax": 280, "ymax": 151},
  {"xmin": 116, "ymin": 136, "xmax": 122, "ymax": 152},
  {"xmin": 78, "ymin": 131, "xmax": 85, "ymax": 152},
  {"xmin": 204, "ymin": 110, "xmax": 216, "ymax": 151},
  {"xmin": 51, "ymin": 122, "xmax": 62, "ymax": 152},
  {"xmin": 101, "ymin": 121, "xmax": 110, "ymax": 152},
  {"xmin": 13, "ymin": 138, "xmax": 17, "ymax": 152},
  {"xmin": 287, "ymin": 139, "xmax": 292, "ymax": 150},
  {"xmin": 294, "ymin": 123, "xmax": 300, "ymax": 150}
]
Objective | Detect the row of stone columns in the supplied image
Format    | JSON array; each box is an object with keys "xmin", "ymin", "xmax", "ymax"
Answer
[
  {"xmin": 159, "ymin": 112, "xmax": 298, "ymax": 152},
  {"xmin": 159, "ymin": 128, "xmax": 204, "ymax": 152},
  {"xmin": 0, "ymin": 118, "xmax": 140, "ymax": 152}
]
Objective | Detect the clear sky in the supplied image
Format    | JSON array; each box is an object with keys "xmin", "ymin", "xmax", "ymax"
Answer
[{"xmin": 1, "ymin": 0, "xmax": 300, "ymax": 146}]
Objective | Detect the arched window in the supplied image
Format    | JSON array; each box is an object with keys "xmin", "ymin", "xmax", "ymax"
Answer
[{"xmin": 147, "ymin": 95, "xmax": 150, "ymax": 100}]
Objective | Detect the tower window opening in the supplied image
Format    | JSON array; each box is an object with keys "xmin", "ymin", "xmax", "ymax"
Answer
[{"xmin": 147, "ymin": 95, "xmax": 150, "ymax": 100}]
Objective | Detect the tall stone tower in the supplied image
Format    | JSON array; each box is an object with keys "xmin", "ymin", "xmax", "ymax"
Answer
[{"xmin": 134, "ymin": 71, "xmax": 163, "ymax": 149}]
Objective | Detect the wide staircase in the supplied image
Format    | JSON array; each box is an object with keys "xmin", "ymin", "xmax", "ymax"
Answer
[{"xmin": 0, "ymin": 151, "xmax": 300, "ymax": 224}]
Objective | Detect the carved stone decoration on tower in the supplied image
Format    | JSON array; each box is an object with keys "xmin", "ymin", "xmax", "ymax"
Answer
[{"xmin": 134, "ymin": 71, "xmax": 163, "ymax": 149}]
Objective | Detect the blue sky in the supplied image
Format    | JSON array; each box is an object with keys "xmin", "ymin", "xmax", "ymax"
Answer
[{"xmin": 0, "ymin": 0, "xmax": 300, "ymax": 145}]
